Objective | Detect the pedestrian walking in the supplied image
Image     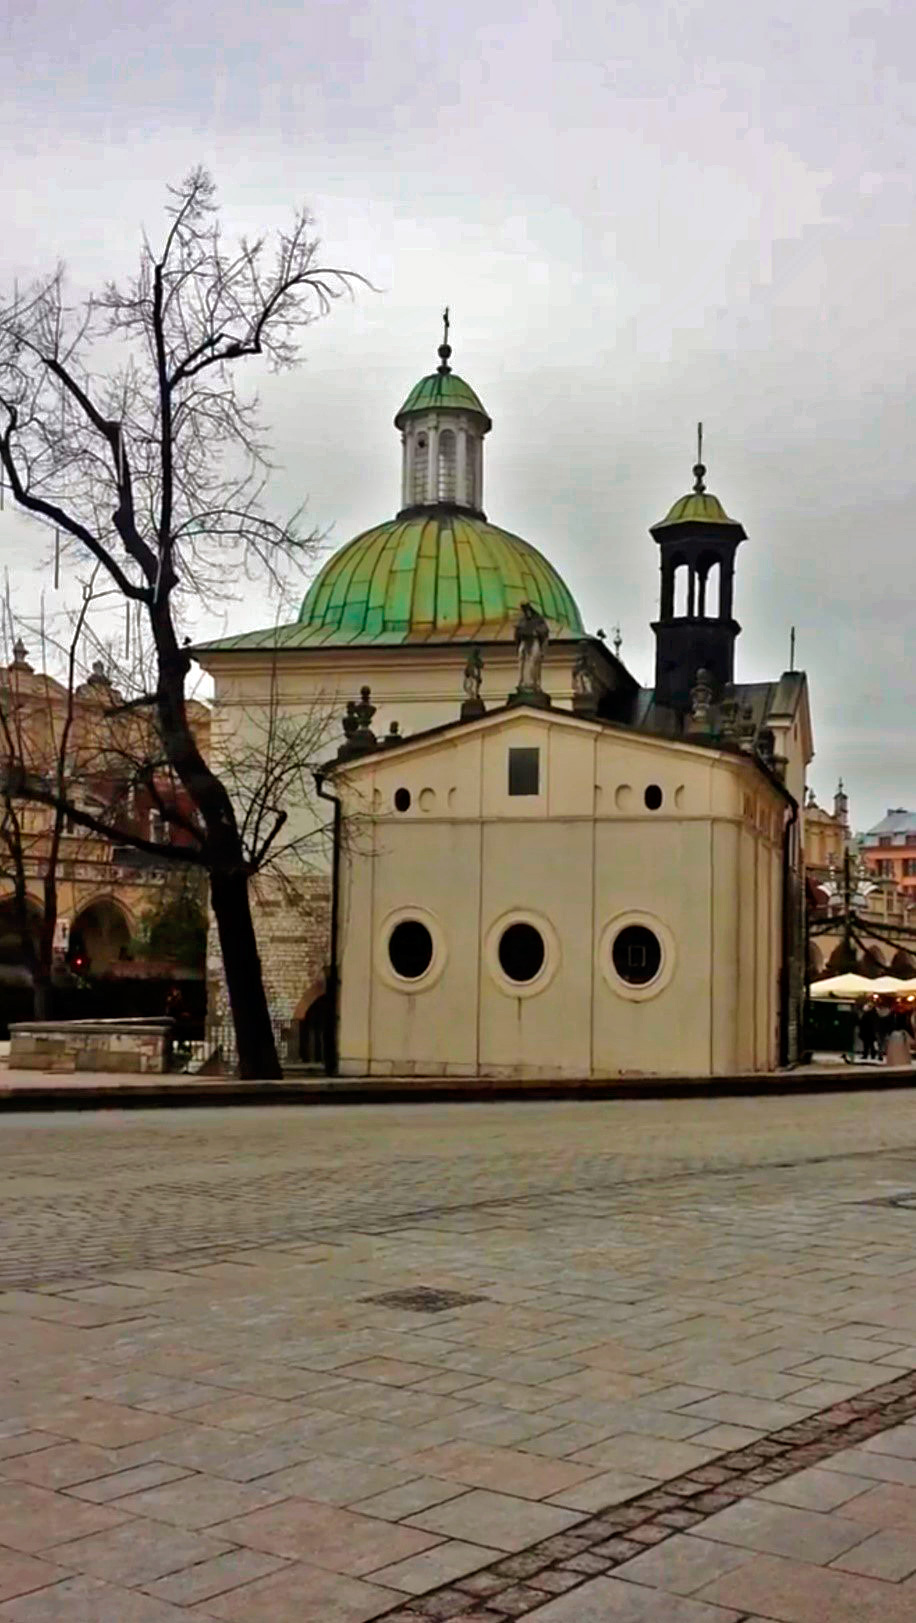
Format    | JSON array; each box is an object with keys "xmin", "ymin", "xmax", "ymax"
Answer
[
  {"xmin": 875, "ymin": 1000, "xmax": 893, "ymax": 1058},
  {"xmin": 858, "ymin": 999, "xmax": 878, "ymax": 1062}
]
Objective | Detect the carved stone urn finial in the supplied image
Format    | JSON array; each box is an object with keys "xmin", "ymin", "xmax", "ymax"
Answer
[{"xmin": 337, "ymin": 692, "xmax": 379, "ymax": 759}]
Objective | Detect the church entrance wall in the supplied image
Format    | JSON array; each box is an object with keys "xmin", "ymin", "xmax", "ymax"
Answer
[{"xmin": 338, "ymin": 814, "xmax": 784, "ymax": 1080}]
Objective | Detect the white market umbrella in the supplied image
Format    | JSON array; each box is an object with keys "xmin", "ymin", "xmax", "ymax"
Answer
[
  {"xmin": 867, "ymin": 976, "xmax": 916, "ymax": 996},
  {"xmin": 809, "ymin": 974, "xmax": 877, "ymax": 1000}
]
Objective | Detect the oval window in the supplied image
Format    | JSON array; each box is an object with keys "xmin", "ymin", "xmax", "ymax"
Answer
[
  {"xmin": 393, "ymin": 787, "xmax": 411, "ymax": 812},
  {"xmin": 498, "ymin": 922, "xmax": 546, "ymax": 984},
  {"xmin": 388, "ymin": 919, "xmax": 434, "ymax": 980},
  {"xmin": 612, "ymin": 924, "xmax": 662, "ymax": 986},
  {"xmin": 644, "ymin": 784, "xmax": 663, "ymax": 810}
]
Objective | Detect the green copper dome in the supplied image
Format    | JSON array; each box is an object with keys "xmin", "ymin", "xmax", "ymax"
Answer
[
  {"xmin": 292, "ymin": 512, "xmax": 584, "ymax": 646},
  {"xmin": 653, "ymin": 490, "xmax": 739, "ymax": 530},
  {"xmin": 192, "ymin": 336, "xmax": 584, "ymax": 658},
  {"xmin": 395, "ymin": 371, "xmax": 491, "ymax": 429}
]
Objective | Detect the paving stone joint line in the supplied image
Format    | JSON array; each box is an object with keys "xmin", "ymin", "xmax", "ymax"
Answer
[{"xmin": 373, "ymin": 1363, "xmax": 916, "ymax": 1620}]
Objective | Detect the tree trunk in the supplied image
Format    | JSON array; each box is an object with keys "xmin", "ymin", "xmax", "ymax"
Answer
[
  {"xmin": 210, "ymin": 867, "xmax": 282, "ymax": 1080},
  {"xmin": 32, "ymin": 974, "xmax": 53, "ymax": 1022},
  {"xmin": 150, "ymin": 604, "xmax": 282, "ymax": 1081},
  {"xmin": 34, "ymin": 870, "xmax": 58, "ymax": 1024}
]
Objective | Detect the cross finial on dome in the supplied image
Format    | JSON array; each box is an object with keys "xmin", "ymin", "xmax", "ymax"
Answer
[
  {"xmin": 692, "ymin": 421, "xmax": 706, "ymax": 494},
  {"xmin": 437, "ymin": 306, "xmax": 452, "ymax": 375}
]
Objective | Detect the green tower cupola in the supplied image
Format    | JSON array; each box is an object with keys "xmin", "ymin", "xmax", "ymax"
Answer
[
  {"xmin": 287, "ymin": 317, "xmax": 584, "ymax": 648},
  {"xmin": 193, "ymin": 321, "xmax": 585, "ymax": 655},
  {"xmin": 393, "ymin": 310, "xmax": 492, "ymax": 519}
]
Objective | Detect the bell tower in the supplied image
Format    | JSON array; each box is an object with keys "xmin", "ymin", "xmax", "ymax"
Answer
[{"xmin": 650, "ymin": 426, "xmax": 747, "ymax": 713}]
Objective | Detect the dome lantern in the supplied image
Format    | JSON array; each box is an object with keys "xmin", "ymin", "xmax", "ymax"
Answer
[
  {"xmin": 394, "ymin": 312, "xmax": 492, "ymax": 518},
  {"xmin": 290, "ymin": 325, "xmax": 584, "ymax": 648}
]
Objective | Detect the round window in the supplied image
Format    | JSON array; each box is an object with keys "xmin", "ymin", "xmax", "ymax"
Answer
[
  {"xmin": 393, "ymin": 787, "xmax": 411, "ymax": 813},
  {"xmin": 644, "ymin": 784, "xmax": 663, "ymax": 810},
  {"xmin": 612, "ymin": 924, "xmax": 662, "ymax": 986},
  {"xmin": 388, "ymin": 919, "xmax": 433, "ymax": 980},
  {"xmin": 497, "ymin": 922, "xmax": 546, "ymax": 984}
]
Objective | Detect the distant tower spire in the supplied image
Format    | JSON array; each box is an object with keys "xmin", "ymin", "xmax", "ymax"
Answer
[
  {"xmin": 834, "ymin": 778, "xmax": 849, "ymax": 830},
  {"xmin": 612, "ymin": 625, "xmax": 622, "ymax": 659},
  {"xmin": 692, "ymin": 421, "xmax": 706, "ymax": 494},
  {"xmin": 437, "ymin": 306, "xmax": 452, "ymax": 375}
]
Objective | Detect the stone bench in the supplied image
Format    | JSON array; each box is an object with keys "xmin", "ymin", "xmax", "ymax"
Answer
[{"xmin": 9, "ymin": 1018, "xmax": 174, "ymax": 1075}]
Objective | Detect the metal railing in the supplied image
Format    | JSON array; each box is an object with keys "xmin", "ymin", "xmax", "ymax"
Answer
[{"xmin": 193, "ymin": 1014, "xmax": 288, "ymax": 1076}]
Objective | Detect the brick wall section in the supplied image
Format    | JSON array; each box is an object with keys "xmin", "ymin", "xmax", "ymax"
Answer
[{"xmin": 207, "ymin": 871, "xmax": 331, "ymax": 1063}]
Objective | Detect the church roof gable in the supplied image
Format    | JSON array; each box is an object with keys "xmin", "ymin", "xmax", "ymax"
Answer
[{"xmin": 326, "ymin": 699, "xmax": 792, "ymax": 794}]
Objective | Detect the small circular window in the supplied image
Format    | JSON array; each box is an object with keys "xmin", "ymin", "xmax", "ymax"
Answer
[
  {"xmin": 612, "ymin": 924, "xmax": 662, "ymax": 986},
  {"xmin": 388, "ymin": 919, "xmax": 433, "ymax": 980},
  {"xmin": 644, "ymin": 784, "xmax": 663, "ymax": 810},
  {"xmin": 393, "ymin": 787, "xmax": 411, "ymax": 813},
  {"xmin": 497, "ymin": 922, "xmax": 545, "ymax": 984}
]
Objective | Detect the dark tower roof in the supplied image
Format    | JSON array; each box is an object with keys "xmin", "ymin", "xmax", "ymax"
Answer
[{"xmin": 650, "ymin": 432, "xmax": 746, "ymax": 714}]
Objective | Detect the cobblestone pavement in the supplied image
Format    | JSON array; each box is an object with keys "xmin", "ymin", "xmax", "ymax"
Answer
[{"xmin": 2, "ymin": 1094, "xmax": 916, "ymax": 1618}]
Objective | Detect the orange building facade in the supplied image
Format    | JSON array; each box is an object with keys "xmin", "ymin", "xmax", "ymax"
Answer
[
  {"xmin": 0, "ymin": 639, "xmax": 209, "ymax": 1026},
  {"xmin": 861, "ymin": 809, "xmax": 916, "ymax": 896}
]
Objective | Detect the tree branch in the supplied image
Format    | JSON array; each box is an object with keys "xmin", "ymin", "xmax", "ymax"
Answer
[
  {"xmin": 43, "ymin": 356, "xmax": 160, "ymax": 585},
  {"xmin": 0, "ymin": 773, "xmax": 208, "ymax": 867},
  {"xmin": 0, "ymin": 409, "xmax": 150, "ymax": 602}
]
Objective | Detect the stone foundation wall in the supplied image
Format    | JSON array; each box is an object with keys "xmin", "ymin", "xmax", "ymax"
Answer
[
  {"xmin": 206, "ymin": 871, "xmax": 332, "ymax": 1063},
  {"xmin": 10, "ymin": 1018, "xmax": 172, "ymax": 1074}
]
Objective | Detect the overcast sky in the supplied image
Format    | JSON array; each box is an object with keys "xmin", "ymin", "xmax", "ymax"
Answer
[{"xmin": 2, "ymin": 0, "xmax": 914, "ymax": 829}]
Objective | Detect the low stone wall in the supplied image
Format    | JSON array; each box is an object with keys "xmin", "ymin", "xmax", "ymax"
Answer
[{"xmin": 9, "ymin": 1018, "xmax": 173, "ymax": 1075}]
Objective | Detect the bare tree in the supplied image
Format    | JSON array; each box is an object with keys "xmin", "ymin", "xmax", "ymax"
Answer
[
  {"xmin": 0, "ymin": 585, "xmax": 97, "ymax": 1018},
  {"xmin": 0, "ymin": 169, "xmax": 361, "ymax": 1075},
  {"xmin": 0, "ymin": 598, "xmax": 342, "ymax": 1061}
]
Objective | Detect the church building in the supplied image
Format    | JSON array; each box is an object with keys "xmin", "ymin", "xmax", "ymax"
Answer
[{"xmin": 195, "ymin": 329, "xmax": 813, "ymax": 1077}]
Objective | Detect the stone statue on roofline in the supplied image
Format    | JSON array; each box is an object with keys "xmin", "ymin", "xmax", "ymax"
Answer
[
  {"xmin": 692, "ymin": 668, "xmax": 713, "ymax": 717},
  {"xmin": 510, "ymin": 602, "xmax": 551, "ymax": 708},
  {"xmin": 718, "ymin": 688, "xmax": 739, "ymax": 743},
  {"xmin": 572, "ymin": 640, "xmax": 599, "ymax": 716},
  {"xmin": 738, "ymin": 702, "xmax": 757, "ymax": 752},
  {"xmin": 686, "ymin": 667, "xmax": 714, "ymax": 733},
  {"xmin": 461, "ymin": 646, "xmax": 486, "ymax": 719}
]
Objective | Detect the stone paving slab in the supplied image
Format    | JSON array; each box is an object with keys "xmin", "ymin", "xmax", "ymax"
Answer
[
  {"xmin": 2, "ymin": 1096, "xmax": 916, "ymax": 1617},
  {"xmin": 0, "ymin": 1574, "xmax": 215, "ymax": 1620}
]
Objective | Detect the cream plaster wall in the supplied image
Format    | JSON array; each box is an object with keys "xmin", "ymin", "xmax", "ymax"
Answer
[
  {"xmin": 197, "ymin": 639, "xmax": 808, "ymax": 1067},
  {"xmin": 197, "ymin": 641, "xmax": 581, "ymax": 1049},
  {"xmin": 336, "ymin": 710, "xmax": 788, "ymax": 1079},
  {"xmin": 200, "ymin": 642, "xmax": 578, "ymax": 763}
]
